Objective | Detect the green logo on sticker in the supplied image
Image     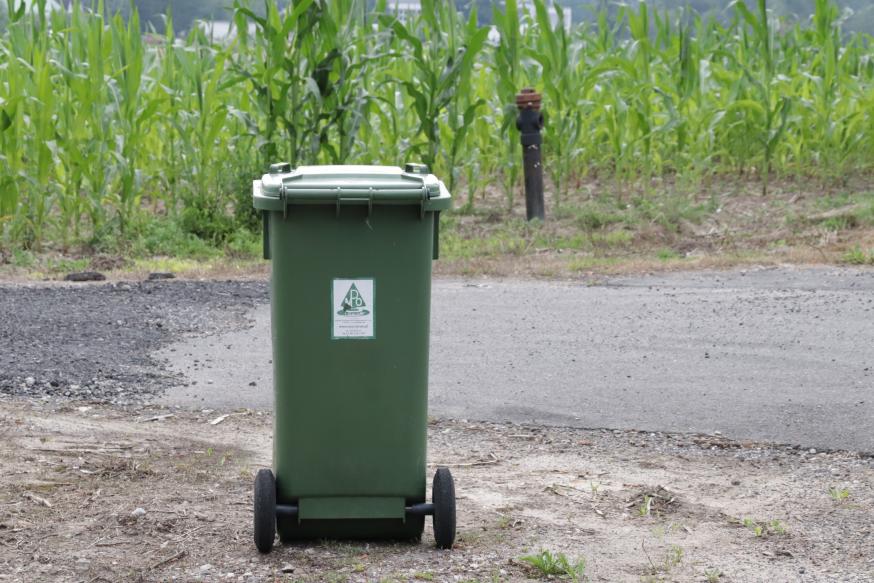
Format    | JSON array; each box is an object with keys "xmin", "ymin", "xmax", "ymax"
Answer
[{"xmin": 338, "ymin": 283, "xmax": 370, "ymax": 316}]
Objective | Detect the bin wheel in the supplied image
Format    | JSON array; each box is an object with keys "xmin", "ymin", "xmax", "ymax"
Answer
[
  {"xmin": 432, "ymin": 467, "xmax": 456, "ymax": 549},
  {"xmin": 254, "ymin": 469, "xmax": 276, "ymax": 553}
]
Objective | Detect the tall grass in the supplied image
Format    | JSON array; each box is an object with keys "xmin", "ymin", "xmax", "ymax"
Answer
[{"xmin": 1, "ymin": 0, "xmax": 874, "ymax": 251}]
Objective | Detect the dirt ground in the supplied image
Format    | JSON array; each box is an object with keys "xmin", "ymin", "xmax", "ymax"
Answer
[{"xmin": 1, "ymin": 399, "xmax": 871, "ymax": 583}]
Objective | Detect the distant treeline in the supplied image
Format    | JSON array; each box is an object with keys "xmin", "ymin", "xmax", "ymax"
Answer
[
  {"xmin": 567, "ymin": 0, "xmax": 874, "ymax": 34},
  {"xmin": 476, "ymin": 1, "xmax": 874, "ymax": 33},
  {"xmin": 102, "ymin": 0, "xmax": 230, "ymax": 32},
  {"xmin": 4, "ymin": 1, "xmax": 871, "ymax": 35}
]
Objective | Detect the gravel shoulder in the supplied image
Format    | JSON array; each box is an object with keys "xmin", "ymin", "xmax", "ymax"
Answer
[
  {"xmin": 0, "ymin": 399, "xmax": 871, "ymax": 582},
  {"xmin": 0, "ymin": 280, "xmax": 265, "ymax": 403}
]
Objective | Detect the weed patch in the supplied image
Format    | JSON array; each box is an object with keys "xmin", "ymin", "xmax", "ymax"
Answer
[
  {"xmin": 704, "ymin": 568, "xmax": 723, "ymax": 581},
  {"xmin": 828, "ymin": 487, "xmax": 851, "ymax": 503},
  {"xmin": 629, "ymin": 486, "xmax": 680, "ymax": 518},
  {"xmin": 519, "ymin": 549, "xmax": 587, "ymax": 581},
  {"xmin": 843, "ymin": 246, "xmax": 874, "ymax": 265},
  {"xmin": 740, "ymin": 518, "xmax": 787, "ymax": 538}
]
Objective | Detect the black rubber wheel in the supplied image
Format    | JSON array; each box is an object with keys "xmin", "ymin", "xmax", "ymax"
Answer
[
  {"xmin": 432, "ymin": 466, "xmax": 456, "ymax": 549},
  {"xmin": 253, "ymin": 469, "xmax": 276, "ymax": 553}
]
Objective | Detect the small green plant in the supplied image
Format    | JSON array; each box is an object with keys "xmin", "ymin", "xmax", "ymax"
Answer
[
  {"xmin": 414, "ymin": 572, "xmax": 434, "ymax": 581},
  {"xmin": 575, "ymin": 206, "xmax": 624, "ymax": 230},
  {"xmin": 638, "ymin": 495, "xmax": 654, "ymax": 517},
  {"xmin": 45, "ymin": 257, "xmax": 90, "ymax": 273},
  {"xmin": 665, "ymin": 545, "xmax": 683, "ymax": 570},
  {"xmin": 822, "ymin": 216, "xmax": 852, "ymax": 231},
  {"xmin": 656, "ymin": 248, "xmax": 681, "ymax": 261},
  {"xmin": 519, "ymin": 549, "xmax": 587, "ymax": 581},
  {"xmin": 641, "ymin": 542, "xmax": 685, "ymax": 578},
  {"xmin": 743, "ymin": 517, "xmax": 764, "ymax": 537},
  {"xmin": 829, "ymin": 486, "xmax": 851, "ymax": 502},
  {"xmin": 742, "ymin": 518, "xmax": 786, "ymax": 537},
  {"xmin": 704, "ymin": 568, "xmax": 723, "ymax": 581},
  {"xmin": 843, "ymin": 246, "xmax": 874, "ymax": 265},
  {"xmin": 11, "ymin": 249, "xmax": 36, "ymax": 268}
]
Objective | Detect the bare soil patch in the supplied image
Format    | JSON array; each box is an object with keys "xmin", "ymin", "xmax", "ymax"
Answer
[{"xmin": 1, "ymin": 399, "xmax": 871, "ymax": 582}]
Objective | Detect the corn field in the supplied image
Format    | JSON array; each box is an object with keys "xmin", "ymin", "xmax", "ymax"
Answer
[{"xmin": 1, "ymin": 0, "xmax": 873, "ymax": 250}]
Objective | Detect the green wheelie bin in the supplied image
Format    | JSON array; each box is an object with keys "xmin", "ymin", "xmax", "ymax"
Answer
[{"xmin": 251, "ymin": 163, "xmax": 455, "ymax": 553}]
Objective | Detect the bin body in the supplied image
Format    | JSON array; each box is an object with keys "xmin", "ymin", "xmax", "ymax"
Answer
[{"xmin": 253, "ymin": 165, "xmax": 450, "ymax": 541}]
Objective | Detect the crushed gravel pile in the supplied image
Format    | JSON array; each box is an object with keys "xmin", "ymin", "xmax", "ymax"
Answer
[{"xmin": 0, "ymin": 281, "xmax": 268, "ymax": 404}]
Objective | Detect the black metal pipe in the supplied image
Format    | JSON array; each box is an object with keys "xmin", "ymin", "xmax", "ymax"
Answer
[{"xmin": 516, "ymin": 88, "xmax": 545, "ymax": 221}]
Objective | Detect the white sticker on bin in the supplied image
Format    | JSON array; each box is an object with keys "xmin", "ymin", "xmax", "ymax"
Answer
[{"xmin": 332, "ymin": 278, "xmax": 375, "ymax": 339}]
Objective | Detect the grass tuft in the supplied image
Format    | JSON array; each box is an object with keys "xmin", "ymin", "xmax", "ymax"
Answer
[
  {"xmin": 842, "ymin": 246, "xmax": 874, "ymax": 265},
  {"xmin": 519, "ymin": 549, "xmax": 586, "ymax": 581},
  {"xmin": 828, "ymin": 486, "xmax": 851, "ymax": 502},
  {"xmin": 741, "ymin": 518, "xmax": 787, "ymax": 538}
]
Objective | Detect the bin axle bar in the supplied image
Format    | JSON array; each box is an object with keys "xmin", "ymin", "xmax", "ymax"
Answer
[
  {"xmin": 405, "ymin": 503, "xmax": 435, "ymax": 516},
  {"xmin": 276, "ymin": 504, "xmax": 299, "ymax": 518},
  {"xmin": 275, "ymin": 503, "xmax": 433, "ymax": 518}
]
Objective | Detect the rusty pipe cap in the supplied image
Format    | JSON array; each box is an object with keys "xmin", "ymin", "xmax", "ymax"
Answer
[{"xmin": 515, "ymin": 88, "xmax": 542, "ymax": 110}]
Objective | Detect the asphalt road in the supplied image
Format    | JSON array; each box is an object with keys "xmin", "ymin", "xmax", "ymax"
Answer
[{"xmin": 157, "ymin": 267, "xmax": 874, "ymax": 453}]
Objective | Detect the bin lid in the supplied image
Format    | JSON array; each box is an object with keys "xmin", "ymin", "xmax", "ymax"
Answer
[{"xmin": 253, "ymin": 164, "xmax": 452, "ymax": 212}]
